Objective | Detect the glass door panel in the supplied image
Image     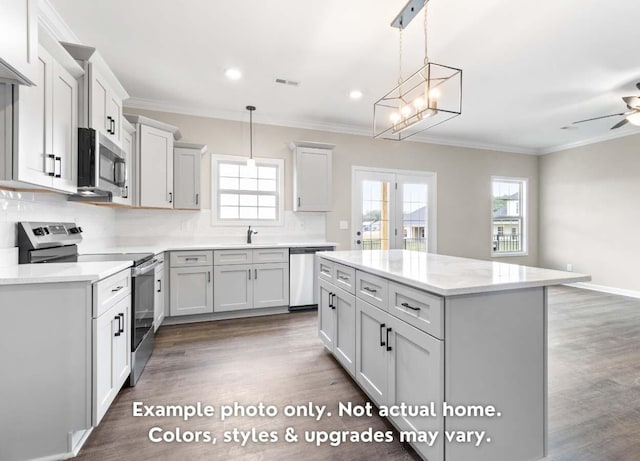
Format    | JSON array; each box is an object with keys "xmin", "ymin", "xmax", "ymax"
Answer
[{"xmin": 399, "ymin": 182, "xmax": 428, "ymax": 252}]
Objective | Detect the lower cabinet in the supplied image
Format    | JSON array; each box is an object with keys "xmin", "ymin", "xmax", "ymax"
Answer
[
  {"xmin": 154, "ymin": 256, "xmax": 165, "ymax": 331},
  {"xmin": 93, "ymin": 293, "xmax": 131, "ymax": 425},
  {"xmin": 170, "ymin": 266, "xmax": 213, "ymax": 316},
  {"xmin": 318, "ymin": 279, "xmax": 356, "ymax": 375},
  {"xmin": 355, "ymin": 297, "xmax": 444, "ymax": 461},
  {"xmin": 214, "ymin": 262, "xmax": 289, "ymax": 312}
]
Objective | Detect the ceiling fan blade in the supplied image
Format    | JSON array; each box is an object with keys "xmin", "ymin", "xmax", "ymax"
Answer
[
  {"xmin": 610, "ymin": 119, "xmax": 630, "ymax": 130},
  {"xmin": 622, "ymin": 96, "xmax": 640, "ymax": 108},
  {"xmin": 573, "ymin": 113, "xmax": 625, "ymax": 124},
  {"xmin": 637, "ymin": 82, "xmax": 640, "ymax": 91}
]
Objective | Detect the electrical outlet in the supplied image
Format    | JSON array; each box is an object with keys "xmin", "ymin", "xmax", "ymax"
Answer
[
  {"xmin": 339, "ymin": 220, "xmax": 349, "ymax": 230},
  {"xmin": 566, "ymin": 263, "xmax": 573, "ymax": 272}
]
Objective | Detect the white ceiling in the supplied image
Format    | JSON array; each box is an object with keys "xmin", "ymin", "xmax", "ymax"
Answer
[{"xmin": 49, "ymin": 0, "xmax": 640, "ymax": 154}]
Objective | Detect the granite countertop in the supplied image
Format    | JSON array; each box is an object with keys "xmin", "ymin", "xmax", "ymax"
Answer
[
  {"xmin": 318, "ymin": 250, "xmax": 591, "ymax": 296},
  {"xmin": 0, "ymin": 261, "xmax": 133, "ymax": 286}
]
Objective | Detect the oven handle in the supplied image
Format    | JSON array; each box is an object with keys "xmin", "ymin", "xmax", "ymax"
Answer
[{"xmin": 132, "ymin": 259, "xmax": 160, "ymax": 277}]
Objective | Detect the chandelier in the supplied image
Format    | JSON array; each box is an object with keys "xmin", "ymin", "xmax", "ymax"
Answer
[{"xmin": 374, "ymin": 0, "xmax": 462, "ymax": 141}]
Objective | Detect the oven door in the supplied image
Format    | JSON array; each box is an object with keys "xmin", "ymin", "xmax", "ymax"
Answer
[{"xmin": 132, "ymin": 259, "xmax": 159, "ymax": 350}]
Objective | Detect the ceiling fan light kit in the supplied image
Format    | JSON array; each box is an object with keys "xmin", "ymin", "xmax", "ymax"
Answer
[
  {"xmin": 374, "ymin": 0, "xmax": 462, "ymax": 141},
  {"xmin": 572, "ymin": 82, "xmax": 640, "ymax": 130}
]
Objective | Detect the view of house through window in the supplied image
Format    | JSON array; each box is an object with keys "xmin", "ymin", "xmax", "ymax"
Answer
[
  {"xmin": 492, "ymin": 177, "xmax": 526, "ymax": 254},
  {"xmin": 212, "ymin": 156, "xmax": 283, "ymax": 223}
]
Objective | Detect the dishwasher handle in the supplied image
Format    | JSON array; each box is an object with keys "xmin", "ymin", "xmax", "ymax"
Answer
[{"xmin": 289, "ymin": 247, "xmax": 334, "ymax": 255}]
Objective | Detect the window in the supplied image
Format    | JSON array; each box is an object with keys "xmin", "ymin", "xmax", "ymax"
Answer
[
  {"xmin": 211, "ymin": 156, "xmax": 284, "ymax": 225},
  {"xmin": 492, "ymin": 177, "xmax": 527, "ymax": 255}
]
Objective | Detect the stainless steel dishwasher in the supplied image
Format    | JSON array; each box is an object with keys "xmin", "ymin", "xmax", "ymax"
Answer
[{"xmin": 289, "ymin": 246, "xmax": 334, "ymax": 310}]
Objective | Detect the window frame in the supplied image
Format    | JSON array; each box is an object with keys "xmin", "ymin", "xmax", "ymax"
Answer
[
  {"xmin": 491, "ymin": 176, "xmax": 528, "ymax": 257},
  {"xmin": 211, "ymin": 155, "xmax": 285, "ymax": 227}
]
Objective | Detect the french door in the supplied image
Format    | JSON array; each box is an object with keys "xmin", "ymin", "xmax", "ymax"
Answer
[{"xmin": 352, "ymin": 168, "xmax": 437, "ymax": 252}]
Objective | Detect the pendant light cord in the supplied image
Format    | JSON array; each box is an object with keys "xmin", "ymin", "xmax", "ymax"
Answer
[
  {"xmin": 424, "ymin": 0, "xmax": 429, "ymax": 65},
  {"xmin": 249, "ymin": 109, "xmax": 253, "ymax": 160},
  {"xmin": 398, "ymin": 26, "xmax": 403, "ymax": 86}
]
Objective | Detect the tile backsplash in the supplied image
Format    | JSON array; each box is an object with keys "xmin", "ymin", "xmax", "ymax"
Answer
[
  {"xmin": 0, "ymin": 189, "xmax": 328, "ymax": 256},
  {"xmin": 0, "ymin": 190, "xmax": 117, "ymax": 252}
]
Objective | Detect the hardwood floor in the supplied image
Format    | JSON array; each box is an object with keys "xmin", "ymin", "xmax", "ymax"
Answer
[{"xmin": 75, "ymin": 286, "xmax": 640, "ymax": 460}]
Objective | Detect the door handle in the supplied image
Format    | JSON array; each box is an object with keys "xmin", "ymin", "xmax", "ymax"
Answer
[
  {"xmin": 195, "ymin": 193, "xmax": 199, "ymax": 205},
  {"xmin": 111, "ymin": 118, "xmax": 116, "ymax": 135},
  {"xmin": 54, "ymin": 157, "xmax": 61, "ymax": 178},
  {"xmin": 157, "ymin": 279, "xmax": 162, "ymax": 293},
  {"xmin": 119, "ymin": 313, "xmax": 125, "ymax": 334},
  {"xmin": 363, "ymin": 286, "xmax": 377, "ymax": 294},
  {"xmin": 297, "ymin": 197, "xmax": 301, "ymax": 207},
  {"xmin": 379, "ymin": 323, "xmax": 386, "ymax": 347},
  {"xmin": 208, "ymin": 271, "xmax": 211, "ymax": 283},
  {"xmin": 248, "ymin": 269, "xmax": 251, "ymax": 280},
  {"xmin": 386, "ymin": 327, "xmax": 392, "ymax": 351},
  {"xmin": 401, "ymin": 302, "xmax": 420, "ymax": 311},
  {"xmin": 111, "ymin": 285, "xmax": 124, "ymax": 293},
  {"xmin": 114, "ymin": 315, "xmax": 121, "ymax": 337},
  {"xmin": 331, "ymin": 293, "xmax": 336, "ymax": 309},
  {"xmin": 123, "ymin": 185, "xmax": 129, "ymax": 198},
  {"xmin": 46, "ymin": 154, "xmax": 55, "ymax": 176},
  {"xmin": 169, "ymin": 192, "xmax": 173, "ymax": 204},
  {"xmin": 254, "ymin": 268, "xmax": 258, "ymax": 280}
]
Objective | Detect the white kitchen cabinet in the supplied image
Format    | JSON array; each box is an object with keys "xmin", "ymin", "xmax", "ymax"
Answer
[
  {"xmin": 154, "ymin": 254, "xmax": 165, "ymax": 331},
  {"xmin": 93, "ymin": 277, "xmax": 131, "ymax": 426},
  {"xmin": 112, "ymin": 117, "xmax": 135, "ymax": 206},
  {"xmin": 170, "ymin": 266, "xmax": 213, "ymax": 316},
  {"xmin": 2, "ymin": 39, "xmax": 81, "ymax": 193},
  {"xmin": 318, "ymin": 279, "xmax": 334, "ymax": 350},
  {"xmin": 213, "ymin": 249, "xmax": 289, "ymax": 313},
  {"xmin": 213, "ymin": 264, "xmax": 253, "ymax": 312},
  {"xmin": 174, "ymin": 142, "xmax": 206, "ymax": 209},
  {"xmin": 125, "ymin": 115, "xmax": 181, "ymax": 209},
  {"xmin": 318, "ymin": 277, "xmax": 356, "ymax": 375},
  {"xmin": 355, "ymin": 298, "xmax": 389, "ymax": 404},
  {"xmin": 290, "ymin": 141, "xmax": 334, "ymax": 212},
  {"xmin": 89, "ymin": 65, "xmax": 123, "ymax": 146},
  {"xmin": 253, "ymin": 262, "xmax": 290, "ymax": 309},
  {"xmin": 0, "ymin": 0, "xmax": 37, "ymax": 85}
]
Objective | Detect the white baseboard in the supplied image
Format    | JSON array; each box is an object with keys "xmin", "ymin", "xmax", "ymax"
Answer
[{"xmin": 566, "ymin": 282, "xmax": 640, "ymax": 300}]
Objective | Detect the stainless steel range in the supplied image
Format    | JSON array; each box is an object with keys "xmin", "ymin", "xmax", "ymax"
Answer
[{"xmin": 17, "ymin": 222, "xmax": 157, "ymax": 386}]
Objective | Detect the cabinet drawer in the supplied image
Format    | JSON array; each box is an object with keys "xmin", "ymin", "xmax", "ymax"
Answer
[
  {"xmin": 253, "ymin": 248, "xmax": 288, "ymax": 264},
  {"xmin": 213, "ymin": 249, "xmax": 252, "ymax": 265},
  {"xmin": 388, "ymin": 282, "xmax": 444, "ymax": 339},
  {"xmin": 170, "ymin": 250, "xmax": 213, "ymax": 267},
  {"xmin": 318, "ymin": 258, "xmax": 334, "ymax": 282},
  {"xmin": 334, "ymin": 263, "xmax": 356, "ymax": 294},
  {"xmin": 355, "ymin": 271, "xmax": 388, "ymax": 311},
  {"xmin": 94, "ymin": 269, "xmax": 131, "ymax": 318}
]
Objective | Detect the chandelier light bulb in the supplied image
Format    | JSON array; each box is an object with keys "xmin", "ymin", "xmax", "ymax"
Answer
[
  {"xmin": 390, "ymin": 112, "xmax": 401, "ymax": 124},
  {"xmin": 413, "ymin": 97, "xmax": 425, "ymax": 109},
  {"xmin": 429, "ymin": 88, "xmax": 441, "ymax": 99},
  {"xmin": 401, "ymin": 105, "xmax": 412, "ymax": 118}
]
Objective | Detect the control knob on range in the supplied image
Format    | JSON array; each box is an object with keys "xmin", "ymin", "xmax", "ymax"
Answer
[
  {"xmin": 33, "ymin": 227, "xmax": 45, "ymax": 236},
  {"xmin": 69, "ymin": 227, "xmax": 83, "ymax": 234}
]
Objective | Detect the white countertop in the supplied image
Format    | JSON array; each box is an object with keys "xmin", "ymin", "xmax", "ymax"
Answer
[
  {"xmin": 86, "ymin": 242, "xmax": 338, "ymax": 256},
  {"xmin": 318, "ymin": 250, "xmax": 590, "ymax": 296},
  {"xmin": 0, "ymin": 261, "xmax": 132, "ymax": 286}
]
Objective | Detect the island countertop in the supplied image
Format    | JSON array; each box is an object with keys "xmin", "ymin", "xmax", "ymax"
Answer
[{"xmin": 317, "ymin": 250, "xmax": 590, "ymax": 296}]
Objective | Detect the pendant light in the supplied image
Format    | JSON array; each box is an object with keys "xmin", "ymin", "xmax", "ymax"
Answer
[
  {"xmin": 246, "ymin": 105, "xmax": 256, "ymax": 167},
  {"xmin": 373, "ymin": 0, "xmax": 462, "ymax": 141}
]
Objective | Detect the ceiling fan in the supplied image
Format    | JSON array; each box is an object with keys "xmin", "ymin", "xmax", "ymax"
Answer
[{"xmin": 573, "ymin": 82, "xmax": 640, "ymax": 129}]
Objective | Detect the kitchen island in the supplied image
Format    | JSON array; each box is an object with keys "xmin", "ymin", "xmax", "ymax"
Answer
[{"xmin": 316, "ymin": 250, "xmax": 589, "ymax": 461}]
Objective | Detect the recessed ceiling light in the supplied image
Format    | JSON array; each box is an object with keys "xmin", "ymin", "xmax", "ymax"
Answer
[
  {"xmin": 349, "ymin": 89, "xmax": 363, "ymax": 100},
  {"xmin": 225, "ymin": 68, "xmax": 242, "ymax": 81}
]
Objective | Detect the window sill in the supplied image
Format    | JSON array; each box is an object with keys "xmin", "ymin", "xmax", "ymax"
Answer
[{"xmin": 491, "ymin": 251, "xmax": 529, "ymax": 258}]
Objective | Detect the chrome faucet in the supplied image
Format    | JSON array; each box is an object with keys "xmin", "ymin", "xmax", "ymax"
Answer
[{"xmin": 247, "ymin": 226, "xmax": 258, "ymax": 244}]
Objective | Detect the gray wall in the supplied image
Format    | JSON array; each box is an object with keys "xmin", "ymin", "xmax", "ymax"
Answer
[
  {"xmin": 125, "ymin": 108, "xmax": 539, "ymax": 265},
  {"xmin": 539, "ymin": 133, "xmax": 640, "ymax": 291}
]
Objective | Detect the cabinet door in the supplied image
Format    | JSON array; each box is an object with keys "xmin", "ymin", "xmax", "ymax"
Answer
[
  {"xmin": 154, "ymin": 265, "xmax": 165, "ymax": 331},
  {"xmin": 169, "ymin": 266, "xmax": 213, "ymax": 316},
  {"xmin": 334, "ymin": 288, "xmax": 356, "ymax": 376},
  {"xmin": 109, "ymin": 94, "xmax": 122, "ymax": 145},
  {"xmin": 318, "ymin": 279, "xmax": 334, "ymax": 351},
  {"xmin": 253, "ymin": 262, "xmax": 289, "ymax": 309},
  {"xmin": 388, "ymin": 317, "xmax": 444, "ymax": 461},
  {"xmin": 355, "ymin": 298, "xmax": 389, "ymax": 406},
  {"xmin": 173, "ymin": 147, "xmax": 201, "ymax": 209},
  {"xmin": 51, "ymin": 61, "xmax": 78, "ymax": 193},
  {"xmin": 294, "ymin": 148, "xmax": 332, "ymax": 211},
  {"xmin": 213, "ymin": 264, "xmax": 252, "ymax": 312},
  {"xmin": 139, "ymin": 125, "xmax": 174, "ymax": 208},
  {"xmin": 112, "ymin": 295, "xmax": 131, "ymax": 390},
  {"xmin": 16, "ymin": 46, "xmax": 52, "ymax": 188},
  {"xmin": 93, "ymin": 306, "xmax": 117, "ymax": 425},
  {"xmin": 113, "ymin": 124, "xmax": 133, "ymax": 205},
  {"xmin": 0, "ymin": 0, "xmax": 37, "ymax": 85},
  {"xmin": 90, "ymin": 67, "xmax": 109, "ymax": 137}
]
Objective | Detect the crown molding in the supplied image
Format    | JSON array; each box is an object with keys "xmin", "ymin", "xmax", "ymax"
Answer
[
  {"xmin": 125, "ymin": 97, "xmax": 538, "ymax": 156},
  {"xmin": 38, "ymin": 0, "xmax": 80, "ymax": 43},
  {"xmin": 539, "ymin": 126, "xmax": 640, "ymax": 155}
]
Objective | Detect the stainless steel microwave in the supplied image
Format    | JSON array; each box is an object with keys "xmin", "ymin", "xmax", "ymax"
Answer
[{"xmin": 77, "ymin": 128, "xmax": 125, "ymax": 198}]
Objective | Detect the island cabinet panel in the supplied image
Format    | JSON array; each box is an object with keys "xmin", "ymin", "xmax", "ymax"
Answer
[
  {"xmin": 355, "ymin": 270, "xmax": 388, "ymax": 311},
  {"xmin": 332, "ymin": 287, "xmax": 356, "ymax": 374},
  {"xmin": 318, "ymin": 279, "xmax": 334, "ymax": 350},
  {"xmin": 355, "ymin": 298, "xmax": 389, "ymax": 405},
  {"xmin": 388, "ymin": 281, "xmax": 444, "ymax": 339}
]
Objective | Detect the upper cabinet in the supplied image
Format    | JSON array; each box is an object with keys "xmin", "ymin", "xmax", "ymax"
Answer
[
  {"xmin": 0, "ymin": 28, "xmax": 83, "ymax": 193},
  {"xmin": 0, "ymin": 0, "xmax": 38, "ymax": 85},
  {"xmin": 61, "ymin": 43, "xmax": 129, "ymax": 148},
  {"xmin": 111, "ymin": 117, "xmax": 135, "ymax": 206},
  {"xmin": 290, "ymin": 141, "xmax": 334, "ymax": 212},
  {"xmin": 173, "ymin": 142, "xmax": 207, "ymax": 210},
  {"xmin": 125, "ymin": 114, "xmax": 181, "ymax": 209}
]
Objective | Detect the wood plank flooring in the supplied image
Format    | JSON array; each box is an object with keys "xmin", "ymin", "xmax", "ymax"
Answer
[{"xmin": 74, "ymin": 286, "xmax": 640, "ymax": 460}]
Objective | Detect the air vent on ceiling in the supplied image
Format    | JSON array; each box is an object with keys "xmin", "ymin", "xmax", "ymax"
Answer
[{"xmin": 275, "ymin": 78, "xmax": 300, "ymax": 87}]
